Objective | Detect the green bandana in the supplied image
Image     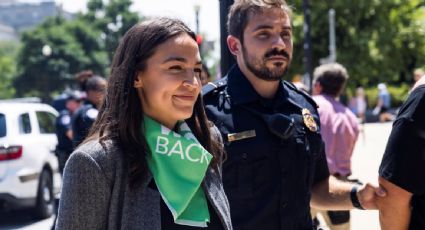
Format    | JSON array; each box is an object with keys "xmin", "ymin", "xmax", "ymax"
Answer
[{"xmin": 143, "ymin": 116, "xmax": 213, "ymax": 227}]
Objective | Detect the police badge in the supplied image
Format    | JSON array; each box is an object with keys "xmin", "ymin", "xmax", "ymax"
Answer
[{"xmin": 302, "ymin": 108, "xmax": 318, "ymax": 132}]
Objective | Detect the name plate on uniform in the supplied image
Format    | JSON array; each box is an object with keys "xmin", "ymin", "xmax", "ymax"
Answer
[{"xmin": 227, "ymin": 130, "xmax": 256, "ymax": 142}]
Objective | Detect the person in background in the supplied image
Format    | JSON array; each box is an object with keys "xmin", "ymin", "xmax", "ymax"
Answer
[
  {"xmin": 51, "ymin": 90, "xmax": 83, "ymax": 230},
  {"xmin": 311, "ymin": 63, "xmax": 360, "ymax": 230},
  {"xmin": 411, "ymin": 68, "xmax": 425, "ymax": 92},
  {"xmin": 202, "ymin": 1, "xmax": 385, "ymax": 229},
  {"xmin": 349, "ymin": 86, "xmax": 367, "ymax": 123},
  {"xmin": 201, "ymin": 63, "xmax": 212, "ymax": 86},
  {"xmin": 71, "ymin": 75, "xmax": 107, "ymax": 147},
  {"xmin": 378, "ymin": 74, "xmax": 425, "ymax": 230},
  {"xmin": 55, "ymin": 90, "xmax": 83, "ymax": 174},
  {"xmin": 413, "ymin": 68, "xmax": 424, "ymax": 83},
  {"xmin": 51, "ymin": 71, "xmax": 92, "ymax": 112},
  {"xmin": 56, "ymin": 17, "xmax": 231, "ymax": 230},
  {"xmin": 373, "ymin": 83, "xmax": 394, "ymax": 122},
  {"xmin": 75, "ymin": 70, "xmax": 94, "ymax": 97}
]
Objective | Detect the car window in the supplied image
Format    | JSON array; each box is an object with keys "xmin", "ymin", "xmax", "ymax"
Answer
[
  {"xmin": 19, "ymin": 113, "xmax": 32, "ymax": 134},
  {"xmin": 0, "ymin": 113, "xmax": 6, "ymax": 137},
  {"xmin": 36, "ymin": 111, "xmax": 56, "ymax": 134}
]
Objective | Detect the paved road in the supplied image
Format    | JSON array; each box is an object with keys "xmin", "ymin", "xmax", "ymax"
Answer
[
  {"xmin": 0, "ymin": 209, "xmax": 54, "ymax": 229},
  {"xmin": 0, "ymin": 122, "xmax": 393, "ymax": 230}
]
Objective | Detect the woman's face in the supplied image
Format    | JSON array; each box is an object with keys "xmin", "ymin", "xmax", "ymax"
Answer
[{"xmin": 134, "ymin": 33, "xmax": 202, "ymax": 129}]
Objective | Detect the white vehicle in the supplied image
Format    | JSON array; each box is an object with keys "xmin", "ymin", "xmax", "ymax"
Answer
[{"xmin": 0, "ymin": 99, "xmax": 61, "ymax": 219}]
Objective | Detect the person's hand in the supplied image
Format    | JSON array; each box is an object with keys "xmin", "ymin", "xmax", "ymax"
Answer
[
  {"xmin": 357, "ymin": 182, "xmax": 387, "ymax": 210},
  {"xmin": 372, "ymin": 107, "xmax": 380, "ymax": 116}
]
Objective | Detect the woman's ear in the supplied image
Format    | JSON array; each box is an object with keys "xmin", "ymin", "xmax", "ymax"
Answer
[{"xmin": 134, "ymin": 73, "xmax": 143, "ymax": 88}]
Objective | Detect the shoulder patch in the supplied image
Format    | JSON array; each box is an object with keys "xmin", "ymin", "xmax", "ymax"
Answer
[
  {"xmin": 86, "ymin": 108, "xmax": 99, "ymax": 120},
  {"xmin": 60, "ymin": 115, "xmax": 71, "ymax": 125},
  {"xmin": 202, "ymin": 77, "xmax": 228, "ymax": 97},
  {"xmin": 283, "ymin": 81, "xmax": 318, "ymax": 109}
]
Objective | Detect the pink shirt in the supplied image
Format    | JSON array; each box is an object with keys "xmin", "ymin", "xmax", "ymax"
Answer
[{"xmin": 313, "ymin": 94, "xmax": 360, "ymax": 176}]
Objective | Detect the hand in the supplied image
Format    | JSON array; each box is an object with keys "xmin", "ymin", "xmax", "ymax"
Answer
[
  {"xmin": 357, "ymin": 182, "xmax": 387, "ymax": 210},
  {"xmin": 372, "ymin": 107, "xmax": 380, "ymax": 116}
]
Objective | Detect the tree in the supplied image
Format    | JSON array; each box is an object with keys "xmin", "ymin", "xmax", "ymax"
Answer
[
  {"xmin": 288, "ymin": 0, "xmax": 425, "ymax": 88},
  {"xmin": 14, "ymin": 17, "xmax": 107, "ymax": 101},
  {"xmin": 13, "ymin": 0, "xmax": 140, "ymax": 102},
  {"xmin": 81, "ymin": 0, "xmax": 140, "ymax": 62},
  {"xmin": 0, "ymin": 41, "xmax": 18, "ymax": 99}
]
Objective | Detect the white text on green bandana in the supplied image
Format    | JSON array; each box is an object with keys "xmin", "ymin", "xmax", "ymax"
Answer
[{"xmin": 143, "ymin": 116, "xmax": 212, "ymax": 227}]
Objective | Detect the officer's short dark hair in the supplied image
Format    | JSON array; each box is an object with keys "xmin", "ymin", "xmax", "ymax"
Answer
[
  {"xmin": 85, "ymin": 75, "xmax": 107, "ymax": 92},
  {"xmin": 227, "ymin": 0, "xmax": 292, "ymax": 44},
  {"xmin": 313, "ymin": 63, "xmax": 349, "ymax": 97}
]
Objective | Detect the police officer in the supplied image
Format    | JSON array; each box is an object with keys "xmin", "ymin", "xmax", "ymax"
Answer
[
  {"xmin": 72, "ymin": 75, "xmax": 107, "ymax": 147},
  {"xmin": 55, "ymin": 91, "xmax": 83, "ymax": 174},
  {"xmin": 52, "ymin": 90, "xmax": 83, "ymax": 230},
  {"xmin": 203, "ymin": 1, "xmax": 385, "ymax": 229}
]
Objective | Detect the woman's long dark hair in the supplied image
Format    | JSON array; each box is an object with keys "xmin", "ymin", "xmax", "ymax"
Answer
[{"xmin": 86, "ymin": 17, "xmax": 223, "ymax": 188}]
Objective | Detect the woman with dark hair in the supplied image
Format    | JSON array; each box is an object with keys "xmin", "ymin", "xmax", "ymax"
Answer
[{"xmin": 55, "ymin": 18, "xmax": 232, "ymax": 230}]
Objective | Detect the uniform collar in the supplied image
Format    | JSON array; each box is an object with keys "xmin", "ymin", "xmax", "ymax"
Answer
[
  {"xmin": 227, "ymin": 64, "xmax": 289, "ymax": 107},
  {"xmin": 84, "ymin": 100, "xmax": 96, "ymax": 108}
]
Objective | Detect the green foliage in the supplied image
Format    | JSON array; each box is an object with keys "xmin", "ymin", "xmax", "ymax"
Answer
[
  {"xmin": 81, "ymin": 0, "xmax": 140, "ymax": 61},
  {"xmin": 14, "ymin": 16, "xmax": 107, "ymax": 101},
  {"xmin": 388, "ymin": 84, "xmax": 411, "ymax": 107},
  {"xmin": 363, "ymin": 83, "xmax": 410, "ymax": 108},
  {"xmin": 0, "ymin": 41, "xmax": 19, "ymax": 99},
  {"xmin": 13, "ymin": 0, "xmax": 140, "ymax": 101},
  {"xmin": 288, "ymin": 0, "xmax": 425, "ymax": 88},
  {"xmin": 66, "ymin": 19, "xmax": 109, "ymax": 73}
]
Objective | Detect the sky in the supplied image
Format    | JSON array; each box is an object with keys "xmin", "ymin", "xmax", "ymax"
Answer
[{"xmin": 53, "ymin": 0, "xmax": 221, "ymax": 41}]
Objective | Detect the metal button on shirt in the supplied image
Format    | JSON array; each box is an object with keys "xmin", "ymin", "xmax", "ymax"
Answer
[{"xmin": 241, "ymin": 152, "xmax": 248, "ymax": 159}]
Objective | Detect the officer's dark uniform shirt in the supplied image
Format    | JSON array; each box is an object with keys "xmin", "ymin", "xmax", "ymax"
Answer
[
  {"xmin": 55, "ymin": 109, "xmax": 73, "ymax": 153},
  {"xmin": 203, "ymin": 65, "xmax": 330, "ymax": 230},
  {"xmin": 379, "ymin": 85, "xmax": 425, "ymax": 230},
  {"xmin": 72, "ymin": 101, "xmax": 98, "ymax": 148}
]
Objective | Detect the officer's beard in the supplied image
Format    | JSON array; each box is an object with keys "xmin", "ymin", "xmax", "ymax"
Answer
[{"xmin": 242, "ymin": 45, "xmax": 291, "ymax": 81}]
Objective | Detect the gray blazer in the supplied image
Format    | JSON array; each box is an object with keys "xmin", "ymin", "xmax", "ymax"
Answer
[{"xmin": 56, "ymin": 139, "xmax": 232, "ymax": 230}]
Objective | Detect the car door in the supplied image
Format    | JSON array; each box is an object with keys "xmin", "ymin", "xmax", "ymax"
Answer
[
  {"xmin": 34, "ymin": 110, "xmax": 60, "ymax": 193},
  {"xmin": 35, "ymin": 110, "xmax": 58, "ymax": 160}
]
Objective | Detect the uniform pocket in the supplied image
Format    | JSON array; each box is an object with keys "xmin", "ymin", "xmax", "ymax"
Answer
[
  {"xmin": 294, "ymin": 133, "xmax": 314, "ymax": 193},
  {"xmin": 307, "ymin": 131, "xmax": 323, "ymax": 159},
  {"xmin": 223, "ymin": 138, "xmax": 273, "ymax": 200}
]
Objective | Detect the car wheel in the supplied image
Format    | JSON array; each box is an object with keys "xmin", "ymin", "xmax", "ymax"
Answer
[{"xmin": 33, "ymin": 169, "xmax": 54, "ymax": 219}]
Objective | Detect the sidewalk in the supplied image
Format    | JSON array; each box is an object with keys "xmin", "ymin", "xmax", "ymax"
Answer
[{"xmin": 350, "ymin": 122, "xmax": 393, "ymax": 230}]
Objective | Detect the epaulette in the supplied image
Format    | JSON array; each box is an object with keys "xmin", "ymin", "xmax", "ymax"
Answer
[
  {"xmin": 283, "ymin": 81, "xmax": 318, "ymax": 109},
  {"xmin": 201, "ymin": 77, "xmax": 228, "ymax": 97}
]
